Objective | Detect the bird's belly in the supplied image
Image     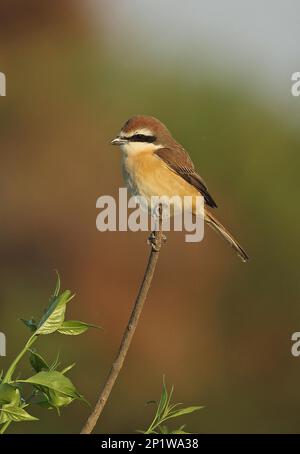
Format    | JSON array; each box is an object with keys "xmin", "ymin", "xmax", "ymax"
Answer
[{"xmin": 122, "ymin": 152, "xmax": 199, "ymax": 212}]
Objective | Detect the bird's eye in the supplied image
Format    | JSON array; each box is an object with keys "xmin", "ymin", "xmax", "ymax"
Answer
[{"xmin": 129, "ymin": 134, "xmax": 156, "ymax": 143}]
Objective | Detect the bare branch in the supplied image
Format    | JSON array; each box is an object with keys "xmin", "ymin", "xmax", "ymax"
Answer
[{"xmin": 80, "ymin": 226, "xmax": 165, "ymax": 434}]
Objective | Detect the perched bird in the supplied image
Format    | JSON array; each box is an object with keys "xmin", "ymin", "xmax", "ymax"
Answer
[{"xmin": 111, "ymin": 115, "xmax": 248, "ymax": 262}]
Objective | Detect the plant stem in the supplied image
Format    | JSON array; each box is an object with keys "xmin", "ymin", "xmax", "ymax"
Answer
[
  {"xmin": 80, "ymin": 227, "xmax": 165, "ymax": 434},
  {"xmin": 2, "ymin": 334, "xmax": 37, "ymax": 384}
]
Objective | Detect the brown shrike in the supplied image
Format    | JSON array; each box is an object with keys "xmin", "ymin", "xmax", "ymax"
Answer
[{"xmin": 111, "ymin": 115, "xmax": 248, "ymax": 262}]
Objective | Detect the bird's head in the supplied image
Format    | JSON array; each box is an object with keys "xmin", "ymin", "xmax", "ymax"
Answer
[{"xmin": 110, "ymin": 115, "xmax": 173, "ymax": 154}]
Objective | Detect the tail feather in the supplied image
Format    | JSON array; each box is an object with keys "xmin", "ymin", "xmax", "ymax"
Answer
[{"xmin": 205, "ymin": 211, "xmax": 249, "ymax": 263}]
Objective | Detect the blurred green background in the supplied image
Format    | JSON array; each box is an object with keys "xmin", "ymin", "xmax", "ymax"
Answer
[{"xmin": 1, "ymin": 0, "xmax": 300, "ymax": 434}]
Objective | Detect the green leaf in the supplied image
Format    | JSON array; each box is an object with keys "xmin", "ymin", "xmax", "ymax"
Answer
[
  {"xmin": 0, "ymin": 405, "xmax": 37, "ymax": 423},
  {"xmin": 29, "ymin": 350, "xmax": 50, "ymax": 373},
  {"xmin": 18, "ymin": 371, "xmax": 79, "ymax": 398},
  {"xmin": 0, "ymin": 385, "xmax": 35, "ymax": 425},
  {"xmin": 57, "ymin": 320, "xmax": 102, "ymax": 336},
  {"xmin": 0, "ymin": 384, "xmax": 20, "ymax": 406},
  {"xmin": 36, "ymin": 290, "xmax": 74, "ymax": 335},
  {"xmin": 143, "ymin": 377, "xmax": 203, "ymax": 435},
  {"xmin": 168, "ymin": 406, "xmax": 203, "ymax": 419},
  {"xmin": 53, "ymin": 271, "xmax": 61, "ymax": 297},
  {"xmin": 49, "ymin": 352, "xmax": 60, "ymax": 371},
  {"xmin": 17, "ymin": 371, "xmax": 87, "ymax": 409},
  {"xmin": 60, "ymin": 363, "xmax": 76, "ymax": 375},
  {"xmin": 156, "ymin": 377, "xmax": 168, "ymax": 420},
  {"xmin": 45, "ymin": 390, "xmax": 74, "ymax": 409},
  {"xmin": 34, "ymin": 390, "xmax": 75, "ymax": 410},
  {"xmin": 20, "ymin": 317, "xmax": 37, "ymax": 333}
]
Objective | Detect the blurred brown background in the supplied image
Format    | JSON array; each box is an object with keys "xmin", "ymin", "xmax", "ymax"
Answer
[{"xmin": 1, "ymin": 0, "xmax": 300, "ymax": 434}]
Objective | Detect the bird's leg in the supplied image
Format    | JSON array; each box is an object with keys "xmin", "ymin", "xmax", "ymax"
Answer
[
  {"xmin": 147, "ymin": 231, "xmax": 160, "ymax": 251},
  {"xmin": 148, "ymin": 204, "xmax": 167, "ymax": 251}
]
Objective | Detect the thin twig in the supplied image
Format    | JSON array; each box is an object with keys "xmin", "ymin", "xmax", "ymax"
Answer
[{"xmin": 80, "ymin": 226, "xmax": 165, "ymax": 434}]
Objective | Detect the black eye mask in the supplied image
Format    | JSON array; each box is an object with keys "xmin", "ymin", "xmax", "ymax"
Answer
[{"xmin": 125, "ymin": 134, "xmax": 157, "ymax": 143}]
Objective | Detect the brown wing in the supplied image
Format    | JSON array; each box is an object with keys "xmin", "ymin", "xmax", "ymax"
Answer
[{"xmin": 154, "ymin": 146, "xmax": 217, "ymax": 208}]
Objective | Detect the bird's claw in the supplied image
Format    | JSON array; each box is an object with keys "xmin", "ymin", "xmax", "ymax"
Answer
[
  {"xmin": 147, "ymin": 232, "xmax": 167, "ymax": 251},
  {"xmin": 147, "ymin": 232, "xmax": 160, "ymax": 251}
]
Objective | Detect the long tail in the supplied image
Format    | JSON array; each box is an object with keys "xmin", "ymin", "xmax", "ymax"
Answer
[{"xmin": 205, "ymin": 211, "xmax": 249, "ymax": 263}]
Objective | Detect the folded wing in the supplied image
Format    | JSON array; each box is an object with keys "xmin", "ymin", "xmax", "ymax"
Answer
[{"xmin": 154, "ymin": 146, "xmax": 217, "ymax": 208}]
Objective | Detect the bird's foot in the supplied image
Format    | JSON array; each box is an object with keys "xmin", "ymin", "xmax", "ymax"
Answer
[
  {"xmin": 147, "ymin": 232, "xmax": 160, "ymax": 251},
  {"xmin": 147, "ymin": 232, "xmax": 167, "ymax": 251}
]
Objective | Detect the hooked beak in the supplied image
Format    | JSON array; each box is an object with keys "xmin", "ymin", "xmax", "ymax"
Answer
[{"xmin": 110, "ymin": 136, "xmax": 128, "ymax": 146}]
